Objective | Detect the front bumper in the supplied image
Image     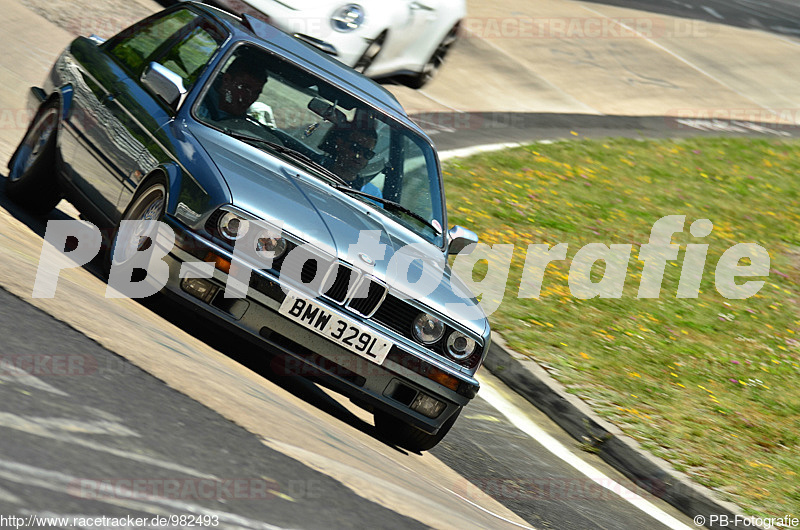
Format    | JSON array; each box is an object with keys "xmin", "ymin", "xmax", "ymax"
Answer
[{"xmin": 160, "ymin": 216, "xmax": 479, "ymax": 434}]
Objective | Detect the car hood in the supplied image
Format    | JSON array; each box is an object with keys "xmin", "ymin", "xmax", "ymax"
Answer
[{"xmin": 189, "ymin": 125, "xmax": 488, "ymax": 334}]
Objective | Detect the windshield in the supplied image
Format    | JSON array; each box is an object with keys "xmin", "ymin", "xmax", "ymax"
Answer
[{"xmin": 193, "ymin": 43, "xmax": 445, "ymax": 245}]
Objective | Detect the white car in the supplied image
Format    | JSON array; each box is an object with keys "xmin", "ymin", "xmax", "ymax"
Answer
[{"xmin": 238, "ymin": 0, "xmax": 465, "ymax": 87}]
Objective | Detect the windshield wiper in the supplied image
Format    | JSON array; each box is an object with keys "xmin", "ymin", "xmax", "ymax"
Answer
[
  {"xmin": 335, "ymin": 186, "xmax": 441, "ymax": 234},
  {"xmin": 225, "ymin": 130, "xmax": 349, "ymax": 187}
]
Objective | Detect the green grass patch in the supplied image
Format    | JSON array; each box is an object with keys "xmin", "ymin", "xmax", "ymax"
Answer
[{"xmin": 443, "ymin": 137, "xmax": 800, "ymax": 517}]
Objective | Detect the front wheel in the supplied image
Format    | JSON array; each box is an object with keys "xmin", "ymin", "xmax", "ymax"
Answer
[
  {"xmin": 6, "ymin": 100, "xmax": 62, "ymax": 214},
  {"xmin": 107, "ymin": 178, "xmax": 167, "ymax": 284},
  {"xmin": 374, "ymin": 407, "xmax": 461, "ymax": 452}
]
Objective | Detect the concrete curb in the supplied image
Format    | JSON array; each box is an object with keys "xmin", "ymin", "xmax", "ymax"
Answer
[{"xmin": 483, "ymin": 333, "xmax": 757, "ymax": 530}]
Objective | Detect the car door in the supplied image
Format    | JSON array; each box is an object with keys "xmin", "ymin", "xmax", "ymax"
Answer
[
  {"xmin": 60, "ymin": 7, "xmax": 209, "ymax": 224},
  {"xmin": 58, "ymin": 34, "xmax": 145, "ymax": 223},
  {"xmin": 109, "ymin": 15, "xmax": 227, "ymax": 215}
]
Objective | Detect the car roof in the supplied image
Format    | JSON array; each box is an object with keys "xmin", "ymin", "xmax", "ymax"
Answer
[{"xmin": 192, "ymin": 2, "xmax": 424, "ymax": 134}]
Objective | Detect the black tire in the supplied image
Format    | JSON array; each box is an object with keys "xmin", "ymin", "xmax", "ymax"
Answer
[
  {"xmin": 374, "ymin": 407, "xmax": 461, "ymax": 452},
  {"xmin": 406, "ymin": 22, "xmax": 460, "ymax": 89},
  {"xmin": 107, "ymin": 177, "xmax": 167, "ymax": 282},
  {"xmin": 354, "ymin": 32, "xmax": 386, "ymax": 74},
  {"xmin": 6, "ymin": 100, "xmax": 62, "ymax": 214}
]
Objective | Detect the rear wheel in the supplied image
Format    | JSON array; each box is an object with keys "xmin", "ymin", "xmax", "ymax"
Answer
[
  {"xmin": 6, "ymin": 100, "xmax": 62, "ymax": 214},
  {"xmin": 406, "ymin": 22, "xmax": 460, "ymax": 89},
  {"xmin": 374, "ymin": 407, "xmax": 461, "ymax": 452}
]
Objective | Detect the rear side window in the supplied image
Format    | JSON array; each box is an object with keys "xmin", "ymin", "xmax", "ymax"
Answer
[
  {"xmin": 109, "ymin": 9, "xmax": 197, "ymax": 76},
  {"xmin": 159, "ymin": 25, "xmax": 222, "ymax": 89},
  {"xmin": 106, "ymin": 8, "xmax": 225, "ymax": 90}
]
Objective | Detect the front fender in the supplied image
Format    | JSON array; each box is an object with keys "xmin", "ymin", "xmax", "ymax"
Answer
[{"xmin": 8, "ymin": 85, "xmax": 70, "ymax": 172}]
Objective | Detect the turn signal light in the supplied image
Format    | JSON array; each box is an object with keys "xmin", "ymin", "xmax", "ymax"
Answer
[
  {"xmin": 205, "ymin": 252, "xmax": 231, "ymax": 274},
  {"xmin": 426, "ymin": 366, "xmax": 460, "ymax": 392}
]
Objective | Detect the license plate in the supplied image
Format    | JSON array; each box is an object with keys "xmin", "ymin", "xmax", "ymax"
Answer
[{"xmin": 279, "ymin": 293, "xmax": 392, "ymax": 364}]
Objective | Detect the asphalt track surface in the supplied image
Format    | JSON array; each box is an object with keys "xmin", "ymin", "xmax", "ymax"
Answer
[
  {"xmin": 0, "ymin": 189, "xmax": 683, "ymax": 528},
  {"xmin": 0, "ymin": 284, "xmax": 427, "ymax": 530},
  {"xmin": 396, "ymin": 0, "xmax": 800, "ymax": 149},
  {"xmin": 409, "ymin": 112, "xmax": 800, "ymax": 153},
  {"xmin": 1, "ymin": 0, "xmax": 798, "ymax": 529},
  {"xmin": 580, "ymin": 0, "xmax": 800, "ymax": 39}
]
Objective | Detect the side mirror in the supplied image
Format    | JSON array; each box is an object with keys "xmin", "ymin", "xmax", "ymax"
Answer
[
  {"xmin": 141, "ymin": 62, "xmax": 187, "ymax": 109},
  {"xmin": 447, "ymin": 225, "xmax": 479, "ymax": 256}
]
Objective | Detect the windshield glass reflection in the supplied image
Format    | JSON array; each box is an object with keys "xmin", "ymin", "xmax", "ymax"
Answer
[{"xmin": 194, "ymin": 44, "xmax": 445, "ymax": 245}]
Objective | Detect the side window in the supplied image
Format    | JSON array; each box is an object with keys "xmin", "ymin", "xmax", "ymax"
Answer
[
  {"xmin": 399, "ymin": 135, "xmax": 435, "ymax": 220},
  {"xmin": 107, "ymin": 9, "xmax": 197, "ymax": 77},
  {"xmin": 159, "ymin": 24, "xmax": 224, "ymax": 89}
]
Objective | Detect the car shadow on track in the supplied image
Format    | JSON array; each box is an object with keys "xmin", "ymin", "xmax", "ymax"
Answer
[{"xmin": 0, "ymin": 176, "xmax": 412, "ymax": 455}]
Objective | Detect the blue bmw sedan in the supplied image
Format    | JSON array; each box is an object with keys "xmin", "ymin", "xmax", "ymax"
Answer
[{"xmin": 6, "ymin": 1, "xmax": 489, "ymax": 451}]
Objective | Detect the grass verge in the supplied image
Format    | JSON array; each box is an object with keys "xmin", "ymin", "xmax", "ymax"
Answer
[{"xmin": 443, "ymin": 137, "xmax": 800, "ymax": 517}]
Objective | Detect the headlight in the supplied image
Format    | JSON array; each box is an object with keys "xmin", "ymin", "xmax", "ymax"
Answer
[
  {"xmin": 255, "ymin": 230, "xmax": 288, "ymax": 259},
  {"xmin": 446, "ymin": 332, "xmax": 476, "ymax": 360},
  {"xmin": 218, "ymin": 212, "xmax": 249, "ymax": 241},
  {"xmin": 412, "ymin": 313, "xmax": 445, "ymax": 344},
  {"xmin": 331, "ymin": 4, "xmax": 364, "ymax": 32}
]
